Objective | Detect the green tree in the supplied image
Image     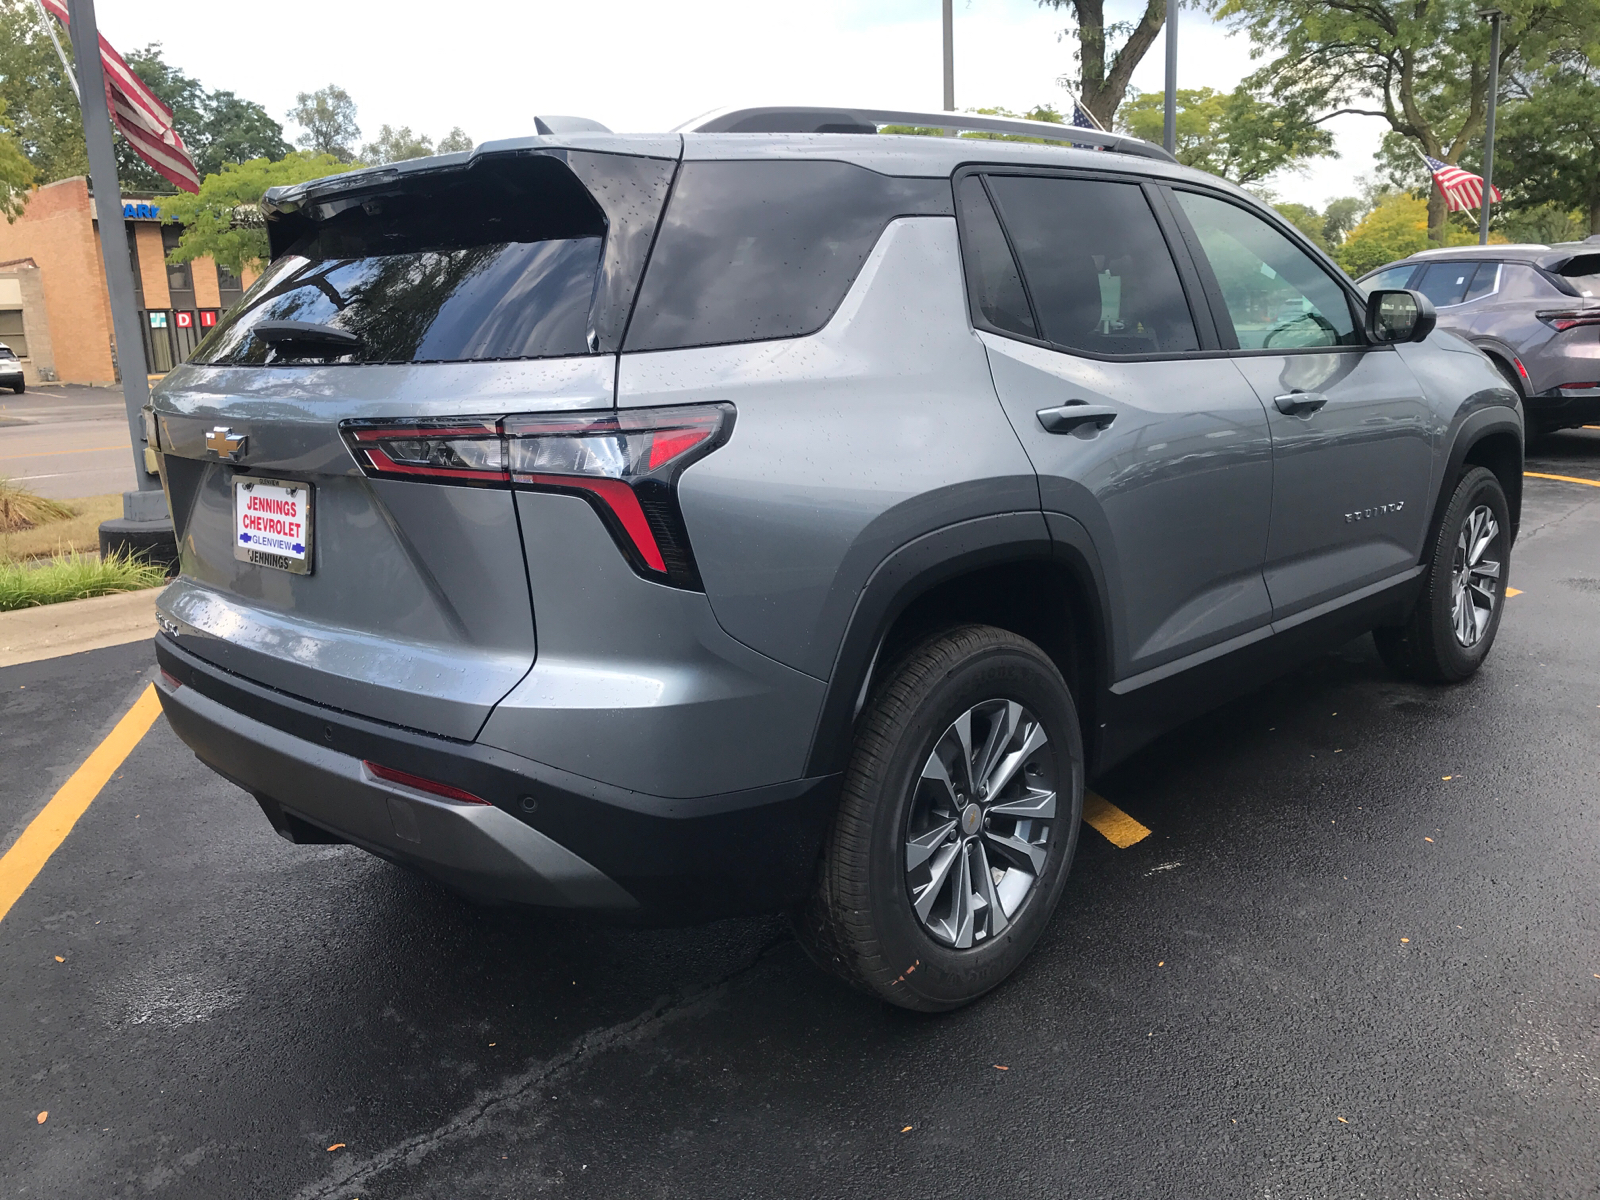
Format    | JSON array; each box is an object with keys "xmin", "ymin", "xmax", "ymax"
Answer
[
  {"xmin": 1337, "ymin": 191, "xmax": 1476, "ymax": 275},
  {"xmin": 1321, "ymin": 196, "xmax": 1364, "ymax": 245},
  {"xmin": 1211, "ymin": 0, "xmax": 1600, "ymax": 245},
  {"xmin": 359, "ymin": 124, "xmax": 433, "ymax": 164},
  {"xmin": 1496, "ymin": 60, "xmax": 1600, "ymax": 234},
  {"xmin": 436, "ymin": 127, "xmax": 473, "ymax": 154},
  {"xmin": 1117, "ymin": 86, "xmax": 1335, "ymax": 184},
  {"xmin": 1495, "ymin": 201, "xmax": 1586, "ymax": 244},
  {"xmin": 199, "ymin": 90, "xmax": 291, "ymax": 177},
  {"xmin": 1274, "ymin": 201, "xmax": 1331, "ymax": 251},
  {"xmin": 0, "ymin": 0, "xmax": 87, "ymax": 184},
  {"xmin": 0, "ymin": 98, "xmax": 34, "ymax": 221},
  {"xmin": 160, "ymin": 151, "xmax": 352, "ymax": 273},
  {"xmin": 288, "ymin": 85, "xmax": 358, "ymax": 161},
  {"xmin": 1037, "ymin": 0, "xmax": 1167, "ymax": 128}
]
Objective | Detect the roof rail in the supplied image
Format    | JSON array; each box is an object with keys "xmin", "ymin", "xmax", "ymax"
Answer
[{"xmin": 675, "ymin": 106, "xmax": 1176, "ymax": 164}]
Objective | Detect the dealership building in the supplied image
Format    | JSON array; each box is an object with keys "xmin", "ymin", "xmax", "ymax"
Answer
[{"xmin": 0, "ymin": 176, "xmax": 259, "ymax": 386}]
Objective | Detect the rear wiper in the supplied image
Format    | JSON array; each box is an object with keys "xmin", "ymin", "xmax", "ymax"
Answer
[{"xmin": 251, "ymin": 320, "xmax": 363, "ymax": 355}]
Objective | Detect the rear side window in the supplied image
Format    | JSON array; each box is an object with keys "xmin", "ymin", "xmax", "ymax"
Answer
[
  {"xmin": 1558, "ymin": 253, "xmax": 1600, "ymax": 297},
  {"xmin": 623, "ymin": 160, "xmax": 950, "ymax": 351},
  {"xmin": 984, "ymin": 174, "xmax": 1199, "ymax": 355},
  {"xmin": 1415, "ymin": 261, "xmax": 1482, "ymax": 308},
  {"xmin": 192, "ymin": 156, "xmax": 607, "ymax": 365},
  {"xmin": 955, "ymin": 176, "xmax": 1037, "ymax": 339}
]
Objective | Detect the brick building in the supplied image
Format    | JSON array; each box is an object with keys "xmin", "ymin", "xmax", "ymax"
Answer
[{"xmin": 0, "ymin": 177, "xmax": 258, "ymax": 386}]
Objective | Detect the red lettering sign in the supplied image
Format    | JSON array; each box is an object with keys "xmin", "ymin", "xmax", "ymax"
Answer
[{"xmin": 176, "ymin": 310, "xmax": 193, "ymax": 328}]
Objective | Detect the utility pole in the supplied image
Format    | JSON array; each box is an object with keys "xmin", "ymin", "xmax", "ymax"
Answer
[
  {"xmin": 1477, "ymin": 8, "xmax": 1503, "ymax": 245},
  {"xmin": 64, "ymin": 0, "xmax": 173, "ymax": 561},
  {"xmin": 942, "ymin": 0, "xmax": 955, "ymax": 111},
  {"xmin": 1163, "ymin": 0, "xmax": 1178, "ymax": 154}
]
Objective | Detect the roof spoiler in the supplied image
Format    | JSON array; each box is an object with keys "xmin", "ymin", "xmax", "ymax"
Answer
[{"xmin": 675, "ymin": 105, "xmax": 1177, "ymax": 164}]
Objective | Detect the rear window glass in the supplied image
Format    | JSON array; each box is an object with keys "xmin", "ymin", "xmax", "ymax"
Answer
[
  {"xmin": 623, "ymin": 160, "xmax": 951, "ymax": 351},
  {"xmin": 956, "ymin": 175, "xmax": 1036, "ymax": 339},
  {"xmin": 191, "ymin": 156, "xmax": 606, "ymax": 366},
  {"xmin": 1559, "ymin": 253, "xmax": 1600, "ymax": 297}
]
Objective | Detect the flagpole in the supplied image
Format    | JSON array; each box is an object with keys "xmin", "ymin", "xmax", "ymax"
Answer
[
  {"xmin": 1477, "ymin": 8, "xmax": 1503, "ymax": 245},
  {"xmin": 1163, "ymin": 0, "xmax": 1178, "ymax": 154},
  {"xmin": 63, "ymin": 0, "xmax": 165, "ymax": 526},
  {"xmin": 942, "ymin": 0, "xmax": 954, "ymax": 111}
]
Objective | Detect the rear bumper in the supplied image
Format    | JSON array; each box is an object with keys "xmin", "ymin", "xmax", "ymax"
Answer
[
  {"xmin": 155, "ymin": 635, "xmax": 840, "ymax": 920},
  {"xmin": 1526, "ymin": 388, "xmax": 1600, "ymax": 427}
]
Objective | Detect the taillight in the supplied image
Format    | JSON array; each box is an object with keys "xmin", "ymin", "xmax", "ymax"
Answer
[
  {"xmin": 341, "ymin": 405, "xmax": 734, "ymax": 589},
  {"xmin": 1537, "ymin": 310, "xmax": 1600, "ymax": 332},
  {"xmin": 363, "ymin": 760, "xmax": 489, "ymax": 804}
]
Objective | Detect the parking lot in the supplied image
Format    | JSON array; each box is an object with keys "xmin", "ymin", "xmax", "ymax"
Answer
[{"xmin": 3, "ymin": 432, "xmax": 1598, "ymax": 1199}]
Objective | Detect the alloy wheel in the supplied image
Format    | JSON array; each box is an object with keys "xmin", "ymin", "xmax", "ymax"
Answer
[
  {"xmin": 903, "ymin": 699, "xmax": 1057, "ymax": 948},
  {"xmin": 1451, "ymin": 503, "xmax": 1502, "ymax": 648}
]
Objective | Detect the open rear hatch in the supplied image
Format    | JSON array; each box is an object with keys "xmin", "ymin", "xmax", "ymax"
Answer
[{"xmin": 150, "ymin": 140, "xmax": 679, "ymax": 740}]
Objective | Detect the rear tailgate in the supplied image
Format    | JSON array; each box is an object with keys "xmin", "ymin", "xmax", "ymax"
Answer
[{"xmin": 151, "ymin": 141, "xmax": 678, "ymax": 741}]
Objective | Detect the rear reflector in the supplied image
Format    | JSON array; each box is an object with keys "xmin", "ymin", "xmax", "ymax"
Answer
[
  {"xmin": 158, "ymin": 668, "xmax": 182, "ymax": 690},
  {"xmin": 363, "ymin": 760, "xmax": 490, "ymax": 805},
  {"xmin": 1558, "ymin": 382, "xmax": 1600, "ymax": 391},
  {"xmin": 341, "ymin": 404, "xmax": 734, "ymax": 588}
]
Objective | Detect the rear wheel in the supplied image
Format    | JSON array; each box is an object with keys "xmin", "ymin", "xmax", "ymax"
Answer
[
  {"xmin": 1374, "ymin": 466, "xmax": 1510, "ymax": 682},
  {"xmin": 11, "ymin": 381, "xmax": 22, "ymax": 394},
  {"xmin": 796, "ymin": 625, "xmax": 1084, "ymax": 1011}
]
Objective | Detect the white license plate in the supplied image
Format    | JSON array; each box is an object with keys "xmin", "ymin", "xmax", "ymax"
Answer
[{"xmin": 233, "ymin": 477, "xmax": 313, "ymax": 575}]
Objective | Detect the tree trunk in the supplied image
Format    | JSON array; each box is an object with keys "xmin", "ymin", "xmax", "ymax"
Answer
[{"xmin": 1427, "ymin": 187, "xmax": 1449, "ymax": 245}]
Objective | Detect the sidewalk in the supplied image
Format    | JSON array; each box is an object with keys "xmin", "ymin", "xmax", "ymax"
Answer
[{"xmin": 0, "ymin": 587, "xmax": 158, "ymax": 667}]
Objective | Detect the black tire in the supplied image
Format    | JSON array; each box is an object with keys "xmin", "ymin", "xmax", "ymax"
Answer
[
  {"xmin": 1374, "ymin": 466, "xmax": 1510, "ymax": 682},
  {"xmin": 796, "ymin": 625, "xmax": 1084, "ymax": 1011},
  {"xmin": 11, "ymin": 381, "xmax": 22, "ymax": 394}
]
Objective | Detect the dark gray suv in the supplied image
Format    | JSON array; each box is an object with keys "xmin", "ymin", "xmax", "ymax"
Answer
[
  {"xmin": 148, "ymin": 108, "xmax": 1522, "ymax": 1010},
  {"xmin": 1360, "ymin": 242, "xmax": 1600, "ymax": 437}
]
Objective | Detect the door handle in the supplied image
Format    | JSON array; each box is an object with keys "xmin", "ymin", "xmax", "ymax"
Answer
[
  {"xmin": 1274, "ymin": 391, "xmax": 1328, "ymax": 416},
  {"xmin": 1037, "ymin": 403, "xmax": 1119, "ymax": 434}
]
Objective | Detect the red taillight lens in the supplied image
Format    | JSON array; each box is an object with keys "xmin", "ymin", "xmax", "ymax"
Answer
[
  {"xmin": 341, "ymin": 405, "xmax": 734, "ymax": 588},
  {"xmin": 1538, "ymin": 310, "xmax": 1600, "ymax": 333},
  {"xmin": 363, "ymin": 760, "xmax": 489, "ymax": 804}
]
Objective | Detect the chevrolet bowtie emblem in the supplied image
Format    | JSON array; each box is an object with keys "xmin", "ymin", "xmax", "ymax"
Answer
[{"xmin": 206, "ymin": 427, "xmax": 246, "ymax": 459}]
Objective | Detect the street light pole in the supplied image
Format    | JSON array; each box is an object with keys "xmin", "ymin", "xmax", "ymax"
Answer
[
  {"xmin": 942, "ymin": 0, "xmax": 955, "ymax": 111},
  {"xmin": 1164, "ymin": 0, "xmax": 1178, "ymax": 154},
  {"xmin": 64, "ymin": 0, "xmax": 161, "ymax": 507},
  {"xmin": 1477, "ymin": 8, "xmax": 1503, "ymax": 245}
]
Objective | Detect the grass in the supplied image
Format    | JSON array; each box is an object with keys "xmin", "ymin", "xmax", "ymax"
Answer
[
  {"xmin": 0, "ymin": 492, "xmax": 121, "ymax": 560},
  {"xmin": 0, "ymin": 476, "xmax": 76, "ymax": 532},
  {"xmin": 0, "ymin": 549, "xmax": 168, "ymax": 612}
]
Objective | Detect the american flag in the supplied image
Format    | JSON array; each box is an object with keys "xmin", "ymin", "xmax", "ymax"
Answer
[
  {"xmin": 1421, "ymin": 153, "xmax": 1501, "ymax": 213},
  {"xmin": 40, "ymin": 0, "xmax": 201, "ymax": 193}
]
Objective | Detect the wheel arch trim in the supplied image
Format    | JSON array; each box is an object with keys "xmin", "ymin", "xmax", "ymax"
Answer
[{"xmin": 1431, "ymin": 406, "xmax": 1524, "ymax": 554}]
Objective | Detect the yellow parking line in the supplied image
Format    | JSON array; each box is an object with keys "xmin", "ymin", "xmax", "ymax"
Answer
[
  {"xmin": 0, "ymin": 444, "xmax": 127, "ymax": 462},
  {"xmin": 1505, "ymin": 587, "xmax": 1523, "ymax": 597},
  {"xmin": 0, "ymin": 684, "xmax": 162, "ymax": 925},
  {"xmin": 1082, "ymin": 791, "xmax": 1151, "ymax": 848},
  {"xmin": 1525, "ymin": 471, "xmax": 1600, "ymax": 488}
]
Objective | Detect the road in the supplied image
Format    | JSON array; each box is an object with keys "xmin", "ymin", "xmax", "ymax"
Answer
[
  {"xmin": 0, "ymin": 386, "xmax": 138, "ymax": 500},
  {"xmin": 3, "ymin": 433, "xmax": 1599, "ymax": 1199}
]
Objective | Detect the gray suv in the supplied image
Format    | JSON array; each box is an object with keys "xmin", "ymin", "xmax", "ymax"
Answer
[
  {"xmin": 1359, "ymin": 242, "xmax": 1600, "ymax": 438},
  {"xmin": 148, "ymin": 108, "xmax": 1523, "ymax": 1010}
]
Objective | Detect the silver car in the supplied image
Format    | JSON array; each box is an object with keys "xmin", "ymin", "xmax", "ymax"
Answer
[
  {"xmin": 148, "ymin": 108, "xmax": 1520, "ymax": 1009},
  {"xmin": 1359, "ymin": 242, "xmax": 1600, "ymax": 437},
  {"xmin": 0, "ymin": 342, "xmax": 25, "ymax": 393}
]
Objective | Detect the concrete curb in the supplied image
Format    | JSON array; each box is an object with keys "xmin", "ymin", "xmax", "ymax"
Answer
[{"xmin": 0, "ymin": 586, "xmax": 161, "ymax": 668}]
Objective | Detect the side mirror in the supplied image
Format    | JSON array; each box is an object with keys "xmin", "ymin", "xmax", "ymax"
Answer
[{"xmin": 1366, "ymin": 288, "xmax": 1437, "ymax": 344}]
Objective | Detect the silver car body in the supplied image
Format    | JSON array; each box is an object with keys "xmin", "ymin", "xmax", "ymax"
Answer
[{"xmin": 148, "ymin": 121, "xmax": 1523, "ymax": 918}]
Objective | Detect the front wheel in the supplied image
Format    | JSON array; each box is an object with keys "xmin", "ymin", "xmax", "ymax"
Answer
[
  {"xmin": 796, "ymin": 625, "xmax": 1084, "ymax": 1011},
  {"xmin": 1375, "ymin": 466, "xmax": 1510, "ymax": 682}
]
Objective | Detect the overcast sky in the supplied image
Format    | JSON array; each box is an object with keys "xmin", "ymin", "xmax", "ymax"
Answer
[{"xmin": 89, "ymin": 0, "xmax": 1385, "ymax": 210}]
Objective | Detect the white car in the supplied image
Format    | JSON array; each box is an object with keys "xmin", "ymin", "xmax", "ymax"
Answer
[{"xmin": 0, "ymin": 343, "xmax": 23, "ymax": 393}]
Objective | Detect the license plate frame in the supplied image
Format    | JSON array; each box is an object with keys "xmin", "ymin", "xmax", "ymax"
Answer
[{"xmin": 233, "ymin": 476, "xmax": 314, "ymax": 575}]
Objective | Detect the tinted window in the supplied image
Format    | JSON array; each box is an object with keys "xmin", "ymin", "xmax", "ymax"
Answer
[
  {"xmin": 194, "ymin": 156, "xmax": 607, "ymax": 365},
  {"xmin": 1463, "ymin": 262, "xmax": 1499, "ymax": 301},
  {"xmin": 624, "ymin": 160, "xmax": 950, "ymax": 351},
  {"xmin": 956, "ymin": 175, "xmax": 1036, "ymax": 339},
  {"xmin": 1558, "ymin": 253, "xmax": 1600, "ymax": 297},
  {"xmin": 1174, "ymin": 190, "xmax": 1358, "ymax": 349},
  {"xmin": 986, "ymin": 175, "xmax": 1198, "ymax": 355},
  {"xmin": 1361, "ymin": 265, "xmax": 1417, "ymax": 294},
  {"xmin": 1415, "ymin": 261, "xmax": 1482, "ymax": 307}
]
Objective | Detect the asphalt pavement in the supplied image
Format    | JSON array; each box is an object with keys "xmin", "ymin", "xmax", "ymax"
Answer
[
  {"xmin": 3, "ymin": 433, "xmax": 1599, "ymax": 1199},
  {"xmin": 0, "ymin": 385, "xmax": 139, "ymax": 499}
]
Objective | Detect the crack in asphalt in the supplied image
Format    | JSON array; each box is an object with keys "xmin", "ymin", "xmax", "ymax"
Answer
[{"xmin": 289, "ymin": 930, "xmax": 795, "ymax": 1200}]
